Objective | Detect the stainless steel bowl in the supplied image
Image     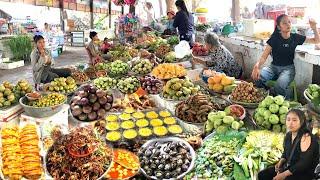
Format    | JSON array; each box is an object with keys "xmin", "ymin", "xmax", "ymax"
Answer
[{"xmin": 19, "ymin": 95, "xmax": 66, "ymax": 118}]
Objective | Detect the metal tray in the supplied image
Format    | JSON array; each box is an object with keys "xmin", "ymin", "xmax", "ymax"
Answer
[
  {"xmin": 139, "ymin": 137, "xmax": 196, "ymax": 180},
  {"xmin": 44, "ymin": 128, "xmax": 114, "ymax": 180},
  {"xmin": 227, "ymin": 88, "xmax": 268, "ymax": 108}
]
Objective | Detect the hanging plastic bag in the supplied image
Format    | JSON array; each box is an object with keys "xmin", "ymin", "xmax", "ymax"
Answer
[{"xmin": 174, "ymin": 40, "xmax": 191, "ymax": 59}]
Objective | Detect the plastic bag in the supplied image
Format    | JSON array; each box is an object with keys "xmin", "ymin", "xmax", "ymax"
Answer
[{"xmin": 174, "ymin": 40, "xmax": 191, "ymax": 59}]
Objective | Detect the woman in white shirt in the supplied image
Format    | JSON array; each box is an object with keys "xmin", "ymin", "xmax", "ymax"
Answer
[{"xmin": 141, "ymin": 2, "xmax": 155, "ymax": 27}]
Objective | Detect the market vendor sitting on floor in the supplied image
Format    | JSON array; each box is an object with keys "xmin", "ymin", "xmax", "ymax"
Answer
[
  {"xmin": 258, "ymin": 109, "xmax": 319, "ymax": 180},
  {"xmin": 251, "ymin": 14, "xmax": 320, "ymax": 99},
  {"xmin": 31, "ymin": 35, "xmax": 71, "ymax": 84},
  {"xmin": 100, "ymin": 37, "xmax": 112, "ymax": 54},
  {"xmin": 192, "ymin": 32, "xmax": 243, "ymax": 78},
  {"xmin": 87, "ymin": 31, "xmax": 111, "ymax": 64}
]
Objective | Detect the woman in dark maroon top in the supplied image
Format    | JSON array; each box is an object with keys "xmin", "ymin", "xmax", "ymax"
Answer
[{"xmin": 258, "ymin": 109, "xmax": 319, "ymax": 180}]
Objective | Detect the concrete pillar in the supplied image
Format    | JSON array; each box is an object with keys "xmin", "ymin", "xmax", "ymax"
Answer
[
  {"xmin": 109, "ymin": 0, "xmax": 111, "ymax": 28},
  {"xmin": 129, "ymin": 5, "xmax": 135, "ymax": 15},
  {"xmin": 231, "ymin": 0, "xmax": 240, "ymax": 24},
  {"xmin": 59, "ymin": 0, "xmax": 65, "ymax": 31},
  {"xmin": 90, "ymin": 0, "xmax": 93, "ymax": 29},
  {"xmin": 166, "ymin": 0, "xmax": 175, "ymax": 12}
]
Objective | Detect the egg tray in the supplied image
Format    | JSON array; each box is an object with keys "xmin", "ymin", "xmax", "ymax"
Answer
[{"xmin": 105, "ymin": 110, "xmax": 184, "ymax": 143}]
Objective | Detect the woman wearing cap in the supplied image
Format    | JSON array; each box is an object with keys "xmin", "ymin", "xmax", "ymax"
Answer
[
  {"xmin": 173, "ymin": 0, "xmax": 194, "ymax": 47},
  {"xmin": 258, "ymin": 109, "xmax": 319, "ymax": 180},
  {"xmin": 166, "ymin": 11, "xmax": 176, "ymax": 33},
  {"xmin": 87, "ymin": 31, "xmax": 111, "ymax": 64},
  {"xmin": 193, "ymin": 32, "xmax": 242, "ymax": 78},
  {"xmin": 31, "ymin": 35, "xmax": 71, "ymax": 84}
]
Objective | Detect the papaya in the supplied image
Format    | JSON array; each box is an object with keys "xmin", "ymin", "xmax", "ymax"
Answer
[
  {"xmin": 212, "ymin": 74, "xmax": 223, "ymax": 84},
  {"xmin": 208, "ymin": 77, "xmax": 215, "ymax": 84}
]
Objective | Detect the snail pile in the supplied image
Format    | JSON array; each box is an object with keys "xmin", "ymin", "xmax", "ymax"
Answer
[{"xmin": 138, "ymin": 140, "xmax": 192, "ymax": 179}]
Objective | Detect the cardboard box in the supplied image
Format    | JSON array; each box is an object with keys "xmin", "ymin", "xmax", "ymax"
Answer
[
  {"xmin": 20, "ymin": 104, "xmax": 69, "ymax": 127},
  {"xmin": 0, "ymin": 60, "xmax": 24, "ymax": 69},
  {"xmin": 0, "ymin": 104, "xmax": 24, "ymax": 122}
]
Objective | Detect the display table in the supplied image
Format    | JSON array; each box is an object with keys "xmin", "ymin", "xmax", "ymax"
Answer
[{"xmin": 0, "ymin": 104, "xmax": 24, "ymax": 124}]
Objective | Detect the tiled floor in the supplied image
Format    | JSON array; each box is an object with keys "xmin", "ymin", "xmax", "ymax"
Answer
[{"xmin": 0, "ymin": 46, "xmax": 88, "ymax": 84}]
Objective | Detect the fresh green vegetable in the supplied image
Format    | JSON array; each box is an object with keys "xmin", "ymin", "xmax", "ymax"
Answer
[
  {"xmin": 274, "ymin": 95, "xmax": 285, "ymax": 105},
  {"xmin": 279, "ymin": 106, "xmax": 289, "ymax": 115},
  {"xmin": 264, "ymin": 96, "xmax": 274, "ymax": 106},
  {"xmin": 167, "ymin": 36, "xmax": 179, "ymax": 46},
  {"xmin": 194, "ymin": 131, "xmax": 246, "ymax": 179},
  {"xmin": 263, "ymin": 110, "xmax": 272, "ymax": 120},
  {"xmin": 269, "ymin": 114, "xmax": 280, "ymax": 124},
  {"xmin": 216, "ymin": 125, "xmax": 228, "ymax": 134},
  {"xmin": 272, "ymin": 124, "xmax": 282, "ymax": 133},
  {"xmin": 234, "ymin": 131, "xmax": 284, "ymax": 180},
  {"xmin": 233, "ymin": 163, "xmax": 247, "ymax": 180},
  {"xmin": 232, "ymin": 121, "xmax": 241, "ymax": 130},
  {"xmin": 164, "ymin": 51, "xmax": 176, "ymax": 62},
  {"xmin": 223, "ymin": 116, "xmax": 235, "ymax": 124},
  {"xmin": 269, "ymin": 104, "xmax": 279, "ymax": 113},
  {"xmin": 206, "ymin": 110, "xmax": 244, "ymax": 134}
]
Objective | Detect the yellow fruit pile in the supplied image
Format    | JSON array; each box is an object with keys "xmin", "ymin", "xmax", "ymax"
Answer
[
  {"xmin": 151, "ymin": 63, "xmax": 187, "ymax": 79},
  {"xmin": 195, "ymin": 7, "xmax": 208, "ymax": 13},
  {"xmin": 208, "ymin": 73, "xmax": 236, "ymax": 93}
]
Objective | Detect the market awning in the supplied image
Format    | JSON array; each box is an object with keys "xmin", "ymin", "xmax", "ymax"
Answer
[{"xmin": 0, "ymin": 9, "xmax": 12, "ymax": 20}]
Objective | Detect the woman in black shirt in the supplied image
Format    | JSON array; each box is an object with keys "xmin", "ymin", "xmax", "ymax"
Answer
[
  {"xmin": 258, "ymin": 109, "xmax": 319, "ymax": 180},
  {"xmin": 251, "ymin": 14, "xmax": 320, "ymax": 100},
  {"xmin": 173, "ymin": 0, "xmax": 194, "ymax": 47}
]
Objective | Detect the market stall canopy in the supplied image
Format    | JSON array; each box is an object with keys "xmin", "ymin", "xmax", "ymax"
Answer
[{"xmin": 0, "ymin": 9, "xmax": 12, "ymax": 20}]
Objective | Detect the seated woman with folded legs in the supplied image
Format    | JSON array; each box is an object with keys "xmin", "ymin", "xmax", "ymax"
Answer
[{"xmin": 31, "ymin": 35, "xmax": 71, "ymax": 84}]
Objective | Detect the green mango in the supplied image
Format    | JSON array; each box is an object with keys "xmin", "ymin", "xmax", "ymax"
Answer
[{"xmin": 223, "ymin": 84, "xmax": 237, "ymax": 93}]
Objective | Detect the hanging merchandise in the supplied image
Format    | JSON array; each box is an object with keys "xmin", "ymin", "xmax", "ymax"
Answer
[
  {"xmin": 124, "ymin": 0, "xmax": 137, "ymax": 5},
  {"xmin": 116, "ymin": 13, "xmax": 140, "ymax": 44},
  {"xmin": 112, "ymin": 0, "xmax": 125, "ymax": 6}
]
